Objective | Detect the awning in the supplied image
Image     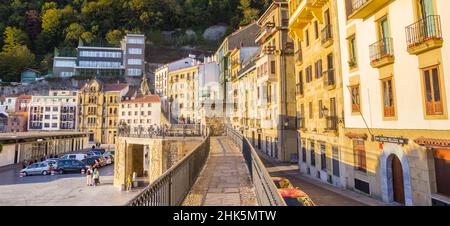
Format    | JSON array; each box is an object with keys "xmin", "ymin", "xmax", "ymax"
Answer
[
  {"xmin": 415, "ymin": 137, "xmax": 450, "ymax": 149},
  {"xmin": 345, "ymin": 132, "xmax": 368, "ymax": 140}
]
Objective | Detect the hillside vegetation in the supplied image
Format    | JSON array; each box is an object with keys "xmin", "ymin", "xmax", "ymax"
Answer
[{"xmin": 0, "ymin": 0, "xmax": 274, "ymax": 82}]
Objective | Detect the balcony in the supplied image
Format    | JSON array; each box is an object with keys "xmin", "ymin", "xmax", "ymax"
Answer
[
  {"xmin": 295, "ymin": 50, "xmax": 303, "ymax": 65},
  {"xmin": 406, "ymin": 15, "xmax": 443, "ymax": 55},
  {"xmin": 296, "ymin": 117, "xmax": 305, "ymax": 130},
  {"xmin": 323, "ymin": 68, "xmax": 336, "ymax": 89},
  {"xmin": 325, "ymin": 116, "xmax": 338, "ymax": 131},
  {"xmin": 263, "ymin": 45, "xmax": 276, "ymax": 55},
  {"xmin": 289, "ymin": 0, "xmax": 321, "ymax": 39},
  {"xmin": 321, "ymin": 24, "xmax": 333, "ymax": 47},
  {"xmin": 369, "ymin": 37, "xmax": 395, "ymax": 68},
  {"xmin": 256, "ymin": 22, "xmax": 276, "ymax": 44},
  {"xmin": 347, "ymin": 0, "xmax": 390, "ymax": 19},
  {"xmin": 296, "ymin": 83, "xmax": 304, "ymax": 96},
  {"xmin": 284, "ymin": 42, "xmax": 295, "ymax": 55}
]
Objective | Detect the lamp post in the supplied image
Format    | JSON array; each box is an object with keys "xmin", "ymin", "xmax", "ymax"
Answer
[{"xmin": 168, "ymin": 96, "xmax": 173, "ymax": 124}]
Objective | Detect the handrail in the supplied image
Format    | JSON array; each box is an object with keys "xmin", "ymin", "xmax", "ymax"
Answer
[
  {"xmin": 226, "ymin": 126, "xmax": 286, "ymax": 206},
  {"xmin": 126, "ymin": 129, "xmax": 211, "ymax": 206}
]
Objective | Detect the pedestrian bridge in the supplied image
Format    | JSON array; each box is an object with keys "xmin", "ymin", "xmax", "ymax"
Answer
[{"xmin": 125, "ymin": 127, "xmax": 285, "ymax": 206}]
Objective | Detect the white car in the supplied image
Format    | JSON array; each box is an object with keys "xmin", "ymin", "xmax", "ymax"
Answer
[{"xmin": 60, "ymin": 153, "xmax": 87, "ymax": 161}]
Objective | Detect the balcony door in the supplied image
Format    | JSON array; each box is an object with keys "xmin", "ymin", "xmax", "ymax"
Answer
[
  {"xmin": 418, "ymin": 0, "xmax": 436, "ymax": 37},
  {"xmin": 378, "ymin": 17, "xmax": 390, "ymax": 55}
]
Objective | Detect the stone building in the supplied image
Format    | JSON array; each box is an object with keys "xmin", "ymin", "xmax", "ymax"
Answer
[{"xmin": 119, "ymin": 95, "xmax": 161, "ymax": 130}]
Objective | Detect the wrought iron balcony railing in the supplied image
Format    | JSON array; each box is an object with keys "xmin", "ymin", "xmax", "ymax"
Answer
[
  {"xmin": 325, "ymin": 116, "xmax": 338, "ymax": 131},
  {"xmin": 321, "ymin": 25, "xmax": 333, "ymax": 45},
  {"xmin": 405, "ymin": 15, "xmax": 442, "ymax": 48},
  {"xmin": 324, "ymin": 68, "xmax": 335, "ymax": 87},
  {"xmin": 369, "ymin": 37, "xmax": 394, "ymax": 62}
]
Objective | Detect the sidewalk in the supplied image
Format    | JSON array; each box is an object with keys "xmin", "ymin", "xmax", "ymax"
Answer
[
  {"xmin": 259, "ymin": 153, "xmax": 389, "ymax": 206},
  {"xmin": 182, "ymin": 137, "xmax": 257, "ymax": 206}
]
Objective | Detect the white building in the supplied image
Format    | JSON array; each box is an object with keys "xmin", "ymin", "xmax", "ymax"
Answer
[
  {"xmin": 337, "ymin": 0, "xmax": 450, "ymax": 205},
  {"xmin": 28, "ymin": 94, "xmax": 78, "ymax": 131},
  {"xmin": 119, "ymin": 95, "xmax": 161, "ymax": 130}
]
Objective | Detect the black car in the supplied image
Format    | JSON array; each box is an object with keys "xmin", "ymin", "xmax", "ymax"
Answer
[
  {"xmin": 81, "ymin": 156, "xmax": 102, "ymax": 167},
  {"xmin": 56, "ymin": 159, "xmax": 87, "ymax": 174}
]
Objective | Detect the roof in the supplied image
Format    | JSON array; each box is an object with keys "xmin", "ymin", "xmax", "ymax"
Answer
[
  {"xmin": 0, "ymin": 131, "xmax": 90, "ymax": 144},
  {"xmin": 17, "ymin": 95, "xmax": 32, "ymax": 100},
  {"xmin": 415, "ymin": 137, "xmax": 450, "ymax": 148},
  {"xmin": 227, "ymin": 22, "xmax": 260, "ymax": 51},
  {"xmin": 123, "ymin": 86, "xmax": 139, "ymax": 98},
  {"xmin": 6, "ymin": 94, "xmax": 20, "ymax": 98},
  {"xmin": 121, "ymin": 95, "xmax": 160, "ymax": 104},
  {"xmin": 22, "ymin": 68, "xmax": 41, "ymax": 74},
  {"xmin": 257, "ymin": 1, "xmax": 288, "ymax": 25},
  {"xmin": 103, "ymin": 83, "xmax": 128, "ymax": 92},
  {"xmin": 9, "ymin": 112, "xmax": 27, "ymax": 117}
]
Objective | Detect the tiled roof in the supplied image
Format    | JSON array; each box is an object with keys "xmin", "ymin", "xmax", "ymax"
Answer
[
  {"xmin": 121, "ymin": 95, "xmax": 160, "ymax": 104},
  {"xmin": 17, "ymin": 95, "xmax": 32, "ymax": 100},
  {"xmin": 345, "ymin": 132, "xmax": 369, "ymax": 140},
  {"xmin": 415, "ymin": 137, "xmax": 450, "ymax": 148},
  {"xmin": 103, "ymin": 83, "xmax": 128, "ymax": 92}
]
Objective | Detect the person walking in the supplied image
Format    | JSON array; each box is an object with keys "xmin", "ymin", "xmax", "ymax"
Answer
[
  {"xmin": 126, "ymin": 174, "xmax": 132, "ymax": 192},
  {"xmin": 93, "ymin": 168, "xmax": 100, "ymax": 187},
  {"xmin": 86, "ymin": 166, "xmax": 93, "ymax": 186}
]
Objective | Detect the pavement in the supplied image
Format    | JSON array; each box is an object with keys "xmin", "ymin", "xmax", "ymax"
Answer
[
  {"xmin": 258, "ymin": 154, "xmax": 389, "ymax": 206},
  {"xmin": 182, "ymin": 137, "xmax": 257, "ymax": 206},
  {"xmin": 0, "ymin": 164, "xmax": 139, "ymax": 206}
]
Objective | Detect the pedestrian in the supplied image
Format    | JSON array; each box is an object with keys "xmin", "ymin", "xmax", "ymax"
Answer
[
  {"xmin": 93, "ymin": 168, "xmax": 100, "ymax": 187},
  {"xmin": 127, "ymin": 174, "xmax": 132, "ymax": 191},
  {"xmin": 86, "ymin": 166, "xmax": 93, "ymax": 186}
]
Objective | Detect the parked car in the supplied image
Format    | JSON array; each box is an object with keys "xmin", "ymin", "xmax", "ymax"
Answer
[
  {"xmin": 81, "ymin": 156, "xmax": 104, "ymax": 167},
  {"xmin": 278, "ymin": 188, "xmax": 315, "ymax": 206},
  {"xmin": 55, "ymin": 159, "xmax": 87, "ymax": 174},
  {"xmin": 90, "ymin": 148, "xmax": 106, "ymax": 154},
  {"xmin": 272, "ymin": 177, "xmax": 293, "ymax": 189},
  {"xmin": 103, "ymin": 152, "xmax": 114, "ymax": 165},
  {"xmin": 87, "ymin": 151, "xmax": 102, "ymax": 158},
  {"xmin": 43, "ymin": 158, "xmax": 59, "ymax": 168},
  {"xmin": 60, "ymin": 153, "xmax": 87, "ymax": 161},
  {"xmin": 20, "ymin": 162, "xmax": 52, "ymax": 176}
]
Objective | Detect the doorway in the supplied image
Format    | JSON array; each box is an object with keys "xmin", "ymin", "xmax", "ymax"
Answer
[{"xmin": 392, "ymin": 155, "xmax": 405, "ymax": 204}]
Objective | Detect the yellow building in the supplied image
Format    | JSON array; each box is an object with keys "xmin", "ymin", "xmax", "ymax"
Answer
[
  {"xmin": 255, "ymin": 1, "xmax": 297, "ymax": 162},
  {"xmin": 289, "ymin": 0, "xmax": 346, "ymax": 185},
  {"xmin": 167, "ymin": 65, "xmax": 199, "ymax": 124},
  {"xmin": 78, "ymin": 79, "xmax": 129, "ymax": 144}
]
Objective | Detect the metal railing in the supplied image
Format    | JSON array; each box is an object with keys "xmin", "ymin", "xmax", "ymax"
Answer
[
  {"xmin": 126, "ymin": 129, "xmax": 211, "ymax": 206},
  {"xmin": 226, "ymin": 126, "xmax": 286, "ymax": 206},
  {"xmin": 405, "ymin": 15, "xmax": 442, "ymax": 48},
  {"xmin": 295, "ymin": 83, "xmax": 303, "ymax": 96},
  {"xmin": 325, "ymin": 116, "xmax": 338, "ymax": 131},
  {"xmin": 324, "ymin": 68, "xmax": 335, "ymax": 86},
  {"xmin": 118, "ymin": 124, "xmax": 203, "ymax": 138},
  {"xmin": 297, "ymin": 117, "xmax": 305, "ymax": 129},
  {"xmin": 370, "ymin": 37, "xmax": 394, "ymax": 62},
  {"xmin": 350, "ymin": 0, "xmax": 370, "ymax": 14}
]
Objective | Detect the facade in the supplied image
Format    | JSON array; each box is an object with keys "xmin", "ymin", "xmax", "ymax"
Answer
[
  {"xmin": 155, "ymin": 55, "xmax": 197, "ymax": 97},
  {"xmin": 215, "ymin": 23, "xmax": 260, "ymax": 123},
  {"xmin": 0, "ymin": 111, "xmax": 7, "ymax": 132},
  {"xmin": 334, "ymin": 0, "xmax": 450, "ymax": 206},
  {"xmin": 53, "ymin": 34, "xmax": 145, "ymax": 78},
  {"xmin": 255, "ymin": 1, "xmax": 297, "ymax": 162},
  {"xmin": 6, "ymin": 112, "xmax": 28, "ymax": 132},
  {"xmin": 195, "ymin": 56, "xmax": 222, "ymax": 123},
  {"xmin": 289, "ymin": 0, "xmax": 346, "ymax": 185},
  {"xmin": 28, "ymin": 94, "xmax": 78, "ymax": 131},
  {"xmin": 119, "ymin": 95, "xmax": 161, "ymax": 130},
  {"xmin": 77, "ymin": 79, "xmax": 129, "ymax": 144}
]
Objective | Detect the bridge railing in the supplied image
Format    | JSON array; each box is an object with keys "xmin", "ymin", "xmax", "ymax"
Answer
[
  {"xmin": 125, "ymin": 129, "xmax": 210, "ymax": 206},
  {"xmin": 226, "ymin": 126, "xmax": 286, "ymax": 206},
  {"xmin": 118, "ymin": 124, "xmax": 205, "ymax": 138}
]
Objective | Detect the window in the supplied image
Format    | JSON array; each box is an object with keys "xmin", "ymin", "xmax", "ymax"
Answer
[
  {"xmin": 128, "ymin": 59, "xmax": 142, "ymax": 65},
  {"xmin": 128, "ymin": 48, "xmax": 142, "ymax": 55},
  {"xmin": 433, "ymin": 149, "xmax": 450, "ymax": 196},
  {"xmin": 315, "ymin": 59, "xmax": 323, "ymax": 79},
  {"xmin": 350, "ymin": 85, "xmax": 361, "ymax": 113},
  {"xmin": 54, "ymin": 60, "xmax": 76, "ymax": 67},
  {"xmin": 353, "ymin": 139, "xmax": 367, "ymax": 172},
  {"xmin": 309, "ymin": 102, "xmax": 313, "ymax": 119},
  {"xmin": 320, "ymin": 143, "xmax": 326, "ymax": 170},
  {"xmin": 306, "ymin": 66, "xmax": 313, "ymax": 83},
  {"xmin": 128, "ymin": 38, "xmax": 144, "ymax": 44},
  {"xmin": 298, "ymin": 71, "xmax": 304, "ymax": 95},
  {"xmin": 314, "ymin": 21, "xmax": 319, "ymax": 39},
  {"xmin": 319, "ymin": 100, "xmax": 323, "ymax": 118},
  {"xmin": 301, "ymin": 141, "xmax": 307, "ymax": 163},
  {"xmin": 422, "ymin": 66, "xmax": 444, "ymax": 115},
  {"xmin": 310, "ymin": 142, "xmax": 316, "ymax": 166},
  {"xmin": 271, "ymin": 61, "xmax": 276, "ymax": 74},
  {"xmin": 128, "ymin": 69, "xmax": 142, "ymax": 76},
  {"xmin": 381, "ymin": 77, "xmax": 396, "ymax": 117},
  {"xmin": 305, "ymin": 29, "xmax": 310, "ymax": 46}
]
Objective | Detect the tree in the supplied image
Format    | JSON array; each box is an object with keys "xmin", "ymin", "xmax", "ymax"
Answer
[
  {"xmin": 106, "ymin": 30, "xmax": 123, "ymax": 45},
  {"xmin": 25, "ymin": 10, "xmax": 42, "ymax": 41},
  {"xmin": 41, "ymin": 8, "xmax": 60, "ymax": 36},
  {"xmin": 81, "ymin": 31, "xmax": 94, "ymax": 44},
  {"xmin": 65, "ymin": 23, "xmax": 84, "ymax": 45},
  {"xmin": 238, "ymin": 0, "xmax": 260, "ymax": 25},
  {"xmin": 0, "ymin": 45, "xmax": 35, "ymax": 82},
  {"xmin": 2, "ymin": 27, "xmax": 29, "ymax": 53}
]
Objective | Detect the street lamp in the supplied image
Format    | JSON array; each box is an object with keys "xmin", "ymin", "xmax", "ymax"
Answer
[{"xmin": 168, "ymin": 96, "xmax": 174, "ymax": 124}]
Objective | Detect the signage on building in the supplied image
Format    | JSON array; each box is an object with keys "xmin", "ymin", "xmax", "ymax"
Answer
[{"xmin": 373, "ymin": 135, "xmax": 409, "ymax": 145}]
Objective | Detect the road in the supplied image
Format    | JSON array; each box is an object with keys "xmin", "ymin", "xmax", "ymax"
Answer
[
  {"xmin": 259, "ymin": 157, "xmax": 369, "ymax": 206},
  {"xmin": 0, "ymin": 164, "xmax": 139, "ymax": 206}
]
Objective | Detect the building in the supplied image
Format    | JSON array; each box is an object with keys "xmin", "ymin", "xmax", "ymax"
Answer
[
  {"xmin": 0, "ymin": 97, "xmax": 5, "ymax": 112},
  {"xmin": 334, "ymin": 0, "xmax": 450, "ymax": 206},
  {"xmin": 253, "ymin": 1, "xmax": 297, "ymax": 162},
  {"xmin": 195, "ymin": 56, "xmax": 222, "ymax": 123},
  {"xmin": 168, "ymin": 62, "xmax": 201, "ymax": 124},
  {"xmin": 78, "ymin": 79, "xmax": 129, "ymax": 144},
  {"xmin": 215, "ymin": 23, "xmax": 260, "ymax": 123},
  {"xmin": 289, "ymin": 0, "xmax": 346, "ymax": 184},
  {"xmin": 53, "ymin": 34, "xmax": 145, "ymax": 78},
  {"xmin": 28, "ymin": 93, "xmax": 78, "ymax": 131},
  {"xmin": 15, "ymin": 95, "xmax": 32, "ymax": 112},
  {"xmin": 155, "ymin": 55, "xmax": 198, "ymax": 97},
  {"xmin": 119, "ymin": 95, "xmax": 161, "ymax": 131},
  {"xmin": 0, "ymin": 111, "xmax": 7, "ymax": 132},
  {"xmin": 20, "ymin": 69, "xmax": 42, "ymax": 84},
  {"xmin": 7, "ymin": 112, "xmax": 28, "ymax": 133}
]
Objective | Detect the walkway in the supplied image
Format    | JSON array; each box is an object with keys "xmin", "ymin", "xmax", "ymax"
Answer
[{"xmin": 183, "ymin": 137, "xmax": 257, "ymax": 206}]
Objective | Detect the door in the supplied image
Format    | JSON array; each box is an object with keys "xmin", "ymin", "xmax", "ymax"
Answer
[
  {"xmin": 392, "ymin": 155, "xmax": 405, "ymax": 204},
  {"xmin": 379, "ymin": 18, "xmax": 390, "ymax": 54},
  {"xmin": 419, "ymin": 0, "xmax": 435, "ymax": 37},
  {"xmin": 258, "ymin": 134, "xmax": 261, "ymax": 149}
]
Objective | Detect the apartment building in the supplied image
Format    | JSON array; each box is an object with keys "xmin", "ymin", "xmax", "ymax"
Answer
[
  {"xmin": 289, "ymin": 0, "xmax": 346, "ymax": 185},
  {"xmin": 195, "ymin": 56, "xmax": 222, "ymax": 123},
  {"xmin": 119, "ymin": 95, "xmax": 161, "ymax": 131},
  {"xmin": 336, "ymin": 0, "xmax": 450, "ymax": 205},
  {"xmin": 155, "ymin": 55, "xmax": 198, "ymax": 97},
  {"xmin": 53, "ymin": 34, "xmax": 145, "ymax": 78},
  {"xmin": 28, "ymin": 93, "xmax": 78, "ymax": 131},
  {"xmin": 78, "ymin": 79, "xmax": 129, "ymax": 144}
]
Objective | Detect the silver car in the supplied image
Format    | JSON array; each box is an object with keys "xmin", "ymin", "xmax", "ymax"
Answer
[{"xmin": 20, "ymin": 162, "xmax": 52, "ymax": 176}]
